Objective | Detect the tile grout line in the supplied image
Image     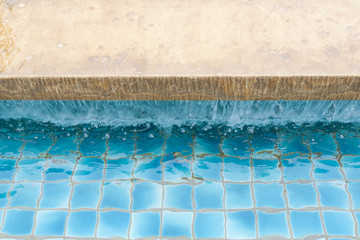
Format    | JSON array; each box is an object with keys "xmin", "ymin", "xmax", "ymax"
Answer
[
  {"xmin": 127, "ymin": 132, "xmax": 137, "ymax": 240},
  {"xmin": 333, "ymin": 133, "xmax": 359, "ymax": 238},
  {"xmin": 0, "ymin": 133, "xmax": 26, "ymax": 232},
  {"xmin": 159, "ymin": 130, "xmax": 167, "ymax": 240},
  {"xmin": 218, "ymin": 134, "xmax": 227, "ymax": 239},
  {"xmin": 305, "ymin": 132, "xmax": 328, "ymax": 239},
  {"xmin": 190, "ymin": 133, "xmax": 197, "ymax": 240},
  {"xmin": 63, "ymin": 132, "xmax": 83, "ymax": 238},
  {"xmin": 248, "ymin": 134, "xmax": 259, "ymax": 239},
  {"xmin": 94, "ymin": 135, "xmax": 110, "ymax": 238},
  {"xmin": 275, "ymin": 138, "xmax": 293, "ymax": 240},
  {"xmin": 31, "ymin": 132, "xmax": 57, "ymax": 236}
]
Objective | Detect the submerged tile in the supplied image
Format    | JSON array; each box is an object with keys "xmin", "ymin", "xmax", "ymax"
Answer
[
  {"xmin": 166, "ymin": 134, "xmax": 193, "ymax": 156},
  {"xmin": 162, "ymin": 211, "xmax": 192, "ymax": 238},
  {"xmin": 226, "ymin": 211, "xmax": 256, "ymax": 239},
  {"xmin": 164, "ymin": 184, "xmax": 192, "ymax": 210},
  {"xmin": 100, "ymin": 181, "xmax": 131, "ymax": 210},
  {"xmin": 163, "ymin": 158, "xmax": 191, "ymax": 182},
  {"xmin": 195, "ymin": 134, "xmax": 221, "ymax": 155},
  {"xmin": 223, "ymin": 157, "xmax": 251, "ymax": 182},
  {"xmin": 130, "ymin": 212, "xmax": 160, "ymax": 238},
  {"xmin": 73, "ymin": 157, "xmax": 104, "ymax": 182},
  {"xmin": 45, "ymin": 156, "xmax": 75, "ymax": 181},
  {"xmin": 132, "ymin": 182, "xmax": 162, "ymax": 210},
  {"xmin": 193, "ymin": 156, "xmax": 222, "ymax": 181},
  {"xmin": 286, "ymin": 183, "xmax": 317, "ymax": 208},
  {"xmin": 323, "ymin": 211, "xmax": 355, "ymax": 236},
  {"xmin": 40, "ymin": 181, "xmax": 71, "ymax": 209},
  {"xmin": 258, "ymin": 211, "xmax": 289, "ymax": 238},
  {"xmin": 309, "ymin": 133, "xmax": 337, "ymax": 158},
  {"xmin": 317, "ymin": 182, "xmax": 349, "ymax": 209},
  {"xmin": 342, "ymin": 156, "xmax": 360, "ymax": 180},
  {"xmin": 254, "ymin": 183, "xmax": 285, "ymax": 208},
  {"xmin": 290, "ymin": 211, "xmax": 323, "ymax": 238},
  {"xmin": 348, "ymin": 181, "xmax": 360, "ymax": 210},
  {"xmin": 49, "ymin": 134, "xmax": 79, "ymax": 156},
  {"xmin": 225, "ymin": 183, "xmax": 252, "ymax": 209},
  {"xmin": 34, "ymin": 210, "xmax": 67, "ymax": 236},
  {"xmin": 0, "ymin": 184, "xmax": 11, "ymax": 208},
  {"xmin": 253, "ymin": 159, "xmax": 281, "ymax": 181},
  {"xmin": 195, "ymin": 181, "xmax": 223, "ymax": 210},
  {"xmin": 0, "ymin": 138, "xmax": 23, "ymax": 158},
  {"xmin": 66, "ymin": 211, "xmax": 97, "ymax": 237},
  {"xmin": 79, "ymin": 134, "xmax": 107, "ymax": 157},
  {"xmin": 194, "ymin": 212, "xmax": 225, "ymax": 238},
  {"xmin": 71, "ymin": 182, "xmax": 101, "ymax": 209},
  {"xmin": 1, "ymin": 210, "xmax": 35, "ymax": 235},
  {"xmin": 15, "ymin": 158, "xmax": 45, "ymax": 181},
  {"xmin": 134, "ymin": 155, "xmax": 163, "ymax": 181},
  {"xmin": 0, "ymin": 159, "xmax": 16, "ymax": 181},
  {"xmin": 107, "ymin": 135, "xmax": 135, "ymax": 159},
  {"xmin": 22, "ymin": 134, "xmax": 52, "ymax": 158},
  {"xmin": 136, "ymin": 130, "xmax": 164, "ymax": 156},
  {"xmin": 314, "ymin": 159, "xmax": 343, "ymax": 181},
  {"xmin": 222, "ymin": 135, "xmax": 251, "ymax": 158},
  {"xmin": 9, "ymin": 183, "xmax": 41, "ymax": 208},
  {"xmin": 105, "ymin": 157, "xmax": 134, "ymax": 180},
  {"xmin": 282, "ymin": 158, "xmax": 312, "ymax": 181},
  {"xmin": 98, "ymin": 211, "xmax": 130, "ymax": 238}
]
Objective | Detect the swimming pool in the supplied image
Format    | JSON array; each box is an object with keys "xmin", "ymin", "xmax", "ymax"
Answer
[{"xmin": 0, "ymin": 100, "xmax": 360, "ymax": 239}]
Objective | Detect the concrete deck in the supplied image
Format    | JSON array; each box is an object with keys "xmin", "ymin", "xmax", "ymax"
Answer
[{"xmin": 1, "ymin": 0, "xmax": 360, "ymax": 100}]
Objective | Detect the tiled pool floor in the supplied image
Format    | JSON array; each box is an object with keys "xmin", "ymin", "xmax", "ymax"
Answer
[{"xmin": 0, "ymin": 120, "xmax": 360, "ymax": 239}]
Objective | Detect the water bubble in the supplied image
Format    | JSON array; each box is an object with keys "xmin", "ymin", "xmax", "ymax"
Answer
[
  {"xmin": 149, "ymin": 134, "xmax": 154, "ymax": 138},
  {"xmin": 122, "ymin": 138, "xmax": 126, "ymax": 141},
  {"xmin": 234, "ymin": 147, "xmax": 237, "ymax": 151},
  {"xmin": 104, "ymin": 134, "xmax": 110, "ymax": 139},
  {"xmin": 66, "ymin": 133, "xmax": 70, "ymax": 136},
  {"xmin": 339, "ymin": 134, "xmax": 344, "ymax": 139},
  {"xmin": 34, "ymin": 136, "xmax": 38, "ymax": 139},
  {"xmin": 84, "ymin": 133, "xmax": 88, "ymax": 138},
  {"xmin": 180, "ymin": 128, "xmax": 186, "ymax": 133},
  {"xmin": 247, "ymin": 127, "xmax": 254, "ymax": 133}
]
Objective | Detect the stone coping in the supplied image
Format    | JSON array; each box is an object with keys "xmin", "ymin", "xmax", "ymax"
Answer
[{"xmin": 1, "ymin": 76, "xmax": 359, "ymax": 100}]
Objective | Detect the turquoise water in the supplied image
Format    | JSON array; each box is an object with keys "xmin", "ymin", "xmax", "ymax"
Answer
[{"xmin": 0, "ymin": 101, "xmax": 360, "ymax": 239}]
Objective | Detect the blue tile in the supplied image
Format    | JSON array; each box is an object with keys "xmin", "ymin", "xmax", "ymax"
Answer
[
  {"xmin": 100, "ymin": 181, "xmax": 131, "ymax": 210},
  {"xmin": 16, "ymin": 158, "xmax": 45, "ymax": 181},
  {"xmin": 356, "ymin": 213, "xmax": 360, "ymax": 231},
  {"xmin": 223, "ymin": 157, "xmax": 251, "ymax": 182},
  {"xmin": 132, "ymin": 182, "xmax": 162, "ymax": 210},
  {"xmin": 337, "ymin": 132, "xmax": 360, "ymax": 155},
  {"xmin": 226, "ymin": 211, "xmax": 255, "ymax": 239},
  {"xmin": 134, "ymin": 156, "xmax": 163, "ymax": 181},
  {"xmin": 252, "ymin": 133, "xmax": 277, "ymax": 159},
  {"xmin": 34, "ymin": 210, "xmax": 67, "ymax": 236},
  {"xmin": 323, "ymin": 211, "xmax": 355, "ymax": 236},
  {"xmin": 163, "ymin": 158, "xmax": 191, "ymax": 182},
  {"xmin": 40, "ymin": 182, "xmax": 71, "ymax": 209},
  {"xmin": 254, "ymin": 183, "xmax": 285, "ymax": 208},
  {"xmin": 195, "ymin": 133, "xmax": 221, "ymax": 155},
  {"xmin": 194, "ymin": 212, "xmax": 225, "ymax": 238},
  {"xmin": 318, "ymin": 182, "xmax": 348, "ymax": 209},
  {"xmin": 98, "ymin": 211, "xmax": 130, "ymax": 238},
  {"xmin": 66, "ymin": 211, "xmax": 97, "ymax": 237},
  {"xmin": 258, "ymin": 211, "xmax": 289, "ymax": 238},
  {"xmin": 73, "ymin": 157, "xmax": 104, "ymax": 182},
  {"xmin": 193, "ymin": 156, "xmax": 222, "ymax": 181},
  {"xmin": 283, "ymin": 158, "xmax": 312, "ymax": 181},
  {"xmin": 253, "ymin": 159, "xmax": 281, "ymax": 181},
  {"xmin": 0, "ymin": 138, "xmax": 23, "ymax": 158},
  {"xmin": 71, "ymin": 182, "xmax": 101, "ymax": 209},
  {"xmin": 22, "ymin": 134, "xmax": 52, "ymax": 158},
  {"xmin": 309, "ymin": 132, "xmax": 337, "ymax": 158},
  {"xmin": 105, "ymin": 157, "xmax": 134, "ymax": 180},
  {"xmin": 222, "ymin": 136, "xmax": 251, "ymax": 158},
  {"xmin": 348, "ymin": 181, "xmax": 360, "ymax": 210},
  {"xmin": 0, "ymin": 184, "xmax": 11, "ymax": 207},
  {"xmin": 225, "ymin": 183, "xmax": 252, "ymax": 209},
  {"xmin": 136, "ymin": 130, "xmax": 164, "ymax": 156},
  {"xmin": 342, "ymin": 156, "xmax": 360, "ymax": 180},
  {"xmin": 166, "ymin": 134, "xmax": 193, "ymax": 156},
  {"xmin": 286, "ymin": 183, "xmax": 317, "ymax": 208},
  {"xmin": 107, "ymin": 135, "xmax": 134, "ymax": 159},
  {"xmin": 9, "ymin": 183, "xmax": 41, "ymax": 208},
  {"xmin": 80, "ymin": 134, "xmax": 107, "ymax": 157},
  {"xmin": 130, "ymin": 212, "xmax": 160, "ymax": 238},
  {"xmin": 314, "ymin": 159, "xmax": 343, "ymax": 181},
  {"xmin": 49, "ymin": 134, "xmax": 79, "ymax": 156},
  {"xmin": 0, "ymin": 158, "xmax": 16, "ymax": 181},
  {"xmin": 0, "ymin": 210, "xmax": 3, "ymax": 229},
  {"xmin": 1, "ymin": 210, "xmax": 35, "ymax": 235},
  {"xmin": 162, "ymin": 211, "xmax": 192, "ymax": 238},
  {"xmin": 195, "ymin": 181, "xmax": 223, "ymax": 210},
  {"xmin": 278, "ymin": 135, "xmax": 308, "ymax": 158},
  {"xmin": 45, "ymin": 156, "xmax": 75, "ymax": 181},
  {"xmin": 164, "ymin": 185, "xmax": 192, "ymax": 210},
  {"xmin": 290, "ymin": 211, "xmax": 323, "ymax": 238}
]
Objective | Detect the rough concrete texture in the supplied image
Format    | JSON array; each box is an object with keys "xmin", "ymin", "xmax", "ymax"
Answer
[
  {"xmin": 1, "ymin": 76, "xmax": 359, "ymax": 100},
  {"xmin": 1, "ymin": 0, "xmax": 360, "ymax": 76}
]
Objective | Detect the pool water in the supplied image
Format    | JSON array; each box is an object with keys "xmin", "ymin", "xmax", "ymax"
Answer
[{"xmin": 0, "ymin": 119, "xmax": 360, "ymax": 239}]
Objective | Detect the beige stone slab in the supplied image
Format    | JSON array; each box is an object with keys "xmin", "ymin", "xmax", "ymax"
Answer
[{"xmin": 1, "ymin": 0, "xmax": 360, "ymax": 76}]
